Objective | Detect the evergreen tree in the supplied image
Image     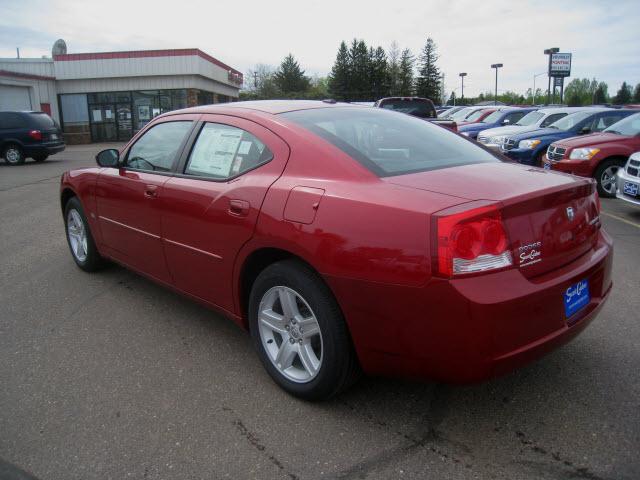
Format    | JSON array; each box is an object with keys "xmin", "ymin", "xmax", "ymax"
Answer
[
  {"xmin": 369, "ymin": 46, "xmax": 390, "ymax": 100},
  {"xmin": 448, "ymin": 91, "xmax": 456, "ymax": 106},
  {"xmin": 593, "ymin": 82, "xmax": 608, "ymax": 104},
  {"xmin": 397, "ymin": 48, "xmax": 415, "ymax": 96},
  {"xmin": 632, "ymin": 83, "xmax": 640, "ymax": 103},
  {"xmin": 273, "ymin": 54, "xmax": 310, "ymax": 95},
  {"xmin": 613, "ymin": 81, "xmax": 632, "ymax": 105},
  {"xmin": 387, "ymin": 42, "xmax": 401, "ymax": 96},
  {"xmin": 415, "ymin": 38, "xmax": 440, "ymax": 100},
  {"xmin": 328, "ymin": 41, "xmax": 350, "ymax": 101},
  {"xmin": 349, "ymin": 39, "xmax": 370, "ymax": 101}
]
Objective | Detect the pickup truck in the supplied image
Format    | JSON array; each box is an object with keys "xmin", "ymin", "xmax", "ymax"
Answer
[
  {"xmin": 544, "ymin": 112, "xmax": 640, "ymax": 197},
  {"xmin": 500, "ymin": 108, "xmax": 635, "ymax": 167},
  {"xmin": 374, "ymin": 97, "xmax": 457, "ymax": 131}
]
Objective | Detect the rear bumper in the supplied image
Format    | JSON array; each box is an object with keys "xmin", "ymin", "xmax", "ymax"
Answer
[
  {"xmin": 326, "ymin": 230, "xmax": 613, "ymax": 383},
  {"xmin": 23, "ymin": 142, "xmax": 66, "ymax": 156}
]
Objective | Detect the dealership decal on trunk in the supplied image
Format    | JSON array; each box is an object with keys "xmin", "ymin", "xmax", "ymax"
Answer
[{"xmin": 518, "ymin": 241, "xmax": 542, "ymax": 267}]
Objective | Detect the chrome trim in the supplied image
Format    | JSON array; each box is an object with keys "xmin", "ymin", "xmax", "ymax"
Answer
[
  {"xmin": 98, "ymin": 216, "xmax": 160, "ymax": 239},
  {"xmin": 163, "ymin": 238, "xmax": 223, "ymax": 260}
]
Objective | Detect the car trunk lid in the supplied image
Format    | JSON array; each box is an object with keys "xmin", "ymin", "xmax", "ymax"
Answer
[{"xmin": 384, "ymin": 162, "xmax": 600, "ymax": 277}]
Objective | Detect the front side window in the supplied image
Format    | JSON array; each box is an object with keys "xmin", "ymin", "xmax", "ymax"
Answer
[
  {"xmin": 125, "ymin": 121, "xmax": 192, "ymax": 172},
  {"xmin": 549, "ymin": 111, "xmax": 594, "ymax": 131},
  {"xmin": 281, "ymin": 107, "xmax": 499, "ymax": 177},
  {"xmin": 594, "ymin": 113, "xmax": 628, "ymax": 131},
  {"xmin": 540, "ymin": 113, "xmax": 567, "ymax": 127},
  {"xmin": 480, "ymin": 110, "xmax": 502, "ymax": 123},
  {"xmin": 467, "ymin": 109, "xmax": 490, "ymax": 122},
  {"xmin": 184, "ymin": 123, "xmax": 273, "ymax": 179},
  {"xmin": 504, "ymin": 112, "xmax": 526, "ymax": 124},
  {"xmin": 516, "ymin": 111, "xmax": 543, "ymax": 126}
]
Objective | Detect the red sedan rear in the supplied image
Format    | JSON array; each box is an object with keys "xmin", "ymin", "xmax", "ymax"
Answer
[{"xmin": 60, "ymin": 100, "xmax": 612, "ymax": 400}]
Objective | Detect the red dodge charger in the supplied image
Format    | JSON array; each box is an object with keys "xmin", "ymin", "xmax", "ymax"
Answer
[{"xmin": 60, "ymin": 100, "xmax": 613, "ymax": 400}]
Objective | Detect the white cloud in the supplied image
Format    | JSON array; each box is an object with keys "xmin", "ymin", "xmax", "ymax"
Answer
[{"xmin": 1, "ymin": 0, "xmax": 638, "ymax": 96}]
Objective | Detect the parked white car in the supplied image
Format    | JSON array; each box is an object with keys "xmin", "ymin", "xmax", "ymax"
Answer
[
  {"xmin": 477, "ymin": 107, "xmax": 589, "ymax": 149},
  {"xmin": 616, "ymin": 152, "xmax": 640, "ymax": 206}
]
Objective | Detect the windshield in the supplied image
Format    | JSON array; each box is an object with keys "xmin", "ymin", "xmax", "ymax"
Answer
[
  {"xmin": 549, "ymin": 111, "xmax": 594, "ymax": 131},
  {"xmin": 465, "ymin": 109, "xmax": 488, "ymax": 122},
  {"xmin": 603, "ymin": 113, "xmax": 640, "ymax": 136},
  {"xmin": 482, "ymin": 110, "xmax": 504, "ymax": 123},
  {"xmin": 281, "ymin": 107, "xmax": 499, "ymax": 177},
  {"xmin": 516, "ymin": 111, "xmax": 543, "ymax": 126},
  {"xmin": 450, "ymin": 107, "xmax": 473, "ymax": 121},
  {"xmin": 438, "ymin": 106, "xmax": 461, "ymax": 118}
]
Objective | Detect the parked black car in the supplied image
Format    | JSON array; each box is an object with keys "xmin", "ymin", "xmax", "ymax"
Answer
[
  {"xmin": 373, "ymin": 97, "xmax": 457, "ymax": 131},
  {"xmin": 0, "ymin": 111, "xmax": 65, "ymax": 165}
]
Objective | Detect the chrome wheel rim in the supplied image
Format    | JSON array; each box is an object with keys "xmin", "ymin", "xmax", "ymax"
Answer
[
  {"xmin": 5, "ymin": 148, "xmax": 21, "ymax": 164},
  {"xmin": 67, "ymin": 209, "xmax": 88, "ymax": 262},
  {"xmin": 258, "ymin": 286, "xmax": 323, "ymax": 383},
  {"xmin": 601, "ymin": 166, "xmax": 619, "ymax": 194}
]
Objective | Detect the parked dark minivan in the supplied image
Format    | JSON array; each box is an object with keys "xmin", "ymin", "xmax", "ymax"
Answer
[{"xmin": 0, "ymin": 111, "xmax": 65, "ymax": 165}]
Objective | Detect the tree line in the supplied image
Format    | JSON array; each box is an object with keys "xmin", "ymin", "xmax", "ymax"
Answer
[{"xmin": 241, "ymin": 42, "xmax": 640, "ymax": 107}]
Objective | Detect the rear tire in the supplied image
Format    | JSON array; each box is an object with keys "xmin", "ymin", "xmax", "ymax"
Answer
[
  {"xmin": 594, "ymin": 159, "xmax": 624, "ymax": 198},
  {"xmin": 33, "ymin": 154, "xmax": 49, "ymax": 162},
  {"xmin": 249, "ymin": 259, "xmax": 361, "ymax": 400},
  {"xmin": 2, "ymin": 144, "xmax": 24, "ymax": 165},
  {"xmin": 64, "ymin": 196, "xmax": 107, "ymax": 272}
]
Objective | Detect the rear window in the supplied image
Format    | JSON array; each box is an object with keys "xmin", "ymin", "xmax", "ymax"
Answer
[
  {"xmin": 27, "ymin": 113, "xmax": 56, "ymax": 129},
  {"xmin": 378, "ymin": 99, "xmax": 436, "ymax": 118},
  {"xmin": 281, "ymin": 107, "xmax": 499, "ymax": 177}
]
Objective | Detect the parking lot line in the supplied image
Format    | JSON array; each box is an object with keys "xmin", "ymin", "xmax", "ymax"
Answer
[{"xmin": 600, "ymin": 211, "xmax": 640, "ymax": 229}]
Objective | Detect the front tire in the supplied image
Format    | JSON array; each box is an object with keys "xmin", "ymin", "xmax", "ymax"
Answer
[
  {"xmin": 64, "ymin": 197, "xmax": 106, "ymax": 272},
  {"xmin": 594, "ymin": 159, "xmax": 624, "ymax": 198},
  {"xmin": 249, "ymin": 260, "xmax": 360, "ymax": 400},
  {"xmin": 2, "ymin": 144, "xmax": 24, "ymax": 165}
]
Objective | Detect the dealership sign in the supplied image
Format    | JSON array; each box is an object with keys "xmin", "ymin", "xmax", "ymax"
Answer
[{"xmin": 549, "ymin": 53, "xmax": 572, "ymax": 77}]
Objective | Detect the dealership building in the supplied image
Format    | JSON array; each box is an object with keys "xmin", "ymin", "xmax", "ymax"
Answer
[{"xmin": 0, "ymin": 41, "xmax": 243, "ymax": 143}]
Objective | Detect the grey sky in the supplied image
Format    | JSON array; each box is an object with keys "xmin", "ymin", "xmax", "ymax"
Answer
[{"xmin": 1, "ymin": 0, "xmax": 638, "ymax": 97}]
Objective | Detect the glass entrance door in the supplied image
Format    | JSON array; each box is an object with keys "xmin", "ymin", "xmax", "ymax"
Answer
[
  {"xmin": 89, "ymin": 104, "xmax": 117, "ymax": 142},
  {"xmin": 116, "ymin": 103, "xmax": 133, "ymax": 141}
]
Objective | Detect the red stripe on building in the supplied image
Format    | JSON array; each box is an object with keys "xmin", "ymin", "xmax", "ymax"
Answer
[{"xmin": 53, "ymin": 48, "xmax": 243, "ymax": 78}]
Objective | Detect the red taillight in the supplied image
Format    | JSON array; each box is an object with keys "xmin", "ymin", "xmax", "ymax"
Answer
[
  {"xmin": 433, "ymin": 202, "xmax": 513, "ymax": 277},
  {"xmin": 28, "ymin": 130, "xmax": 42, "ymax": 141}
]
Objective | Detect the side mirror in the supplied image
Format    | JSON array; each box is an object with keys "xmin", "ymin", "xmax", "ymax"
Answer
[
  {"xmin": 96, "ymin": 149, "xmax": 119, "ymax": 167},
  {"xmin": 580, "ymin": 126, "xmax": 591, "ymax": 135},
  {"xmin": 502, "ymin": 119, "xmax": 510, "ymax": 125}
]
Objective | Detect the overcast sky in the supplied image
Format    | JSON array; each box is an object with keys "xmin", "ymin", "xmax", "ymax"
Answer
[{"xmin": 1, "ymin": 0, "xmax": 638, "ymax": 97}]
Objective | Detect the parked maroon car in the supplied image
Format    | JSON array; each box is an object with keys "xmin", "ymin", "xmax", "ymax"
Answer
[{"xmin": 60, "ymin": 101, "xmax": 612, "ymax": 400}]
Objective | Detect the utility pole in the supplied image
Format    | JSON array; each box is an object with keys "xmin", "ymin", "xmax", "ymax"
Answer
[
  {"xmin": 16, "ymin": 47, "xmax": 20, "ymax": 59},
  {"xmin": 459, "ymin": 73, "xmax": 467, "ymax": 103},
  {"xmin": 253, "ymin": 71, "xmax": 258, "ymax": 90},
  {"xmin": 491, "ymin": 64, "xmax": 503, "ymax": 105}
]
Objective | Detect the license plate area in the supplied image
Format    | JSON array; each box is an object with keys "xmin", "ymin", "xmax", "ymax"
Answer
[
  {"xmin": 564, "ymin": 278, "xmax": 590, "ymax": 320},
  {"xmin": 623, "ymin": 181, "xmax": 639, "ymax": 197},
  {"xmin": 543, "ymin": 162, "xmax": 551, "ymax": 170}
]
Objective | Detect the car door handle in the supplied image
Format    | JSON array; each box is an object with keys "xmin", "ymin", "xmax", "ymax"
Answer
[
  {"xmin": 228, "ymin": 199, "xmax": 250, "ymax": 217},
  {"xmin": 144, "ymin": 185, "xmax": 158, "ymax": 198}
]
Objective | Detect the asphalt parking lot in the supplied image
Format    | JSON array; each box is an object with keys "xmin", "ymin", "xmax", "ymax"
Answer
[{"xmin": 1, "ymin": 145, "xmax": 639, "ymax": 480}]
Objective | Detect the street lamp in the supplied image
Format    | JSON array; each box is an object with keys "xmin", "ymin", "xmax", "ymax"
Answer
[
  {"xmin": 533, "ymin": 72, "xmax": 546, "ymax": 104},
  {"xmin": 544, "ymin": 48, "xmax": 559, "ymax": 104},
  {"xmin": 491, "ymin": 64, "xmax": 503, "ymax": 105},
  {"xmin": 459, "ymin": 73, "xmax": 467, "ymax": 102}
]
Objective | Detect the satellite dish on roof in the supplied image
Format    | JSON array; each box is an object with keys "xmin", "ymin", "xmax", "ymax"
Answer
[{"xmin": 52, "ymin": 39, "xmax": 67, "ymax": 56}]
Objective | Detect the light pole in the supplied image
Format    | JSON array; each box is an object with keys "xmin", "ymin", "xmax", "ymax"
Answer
[
  {"xmin": 543, "ymin": 48, "xmax": 559, "ymax": 105},
  {"xmin": 491, "ymin": 64, "xmax": 503, "ymax": 105},
  {"xmin": 459, "ymin": 73, "xmax": 467, "ymax": 103},
  {"xmin": 533, "ymin": 72, "xmax": 546, "ymax": 104}
]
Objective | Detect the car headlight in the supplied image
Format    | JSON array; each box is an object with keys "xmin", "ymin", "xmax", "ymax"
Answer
[
  {"xmin": 518, "ymin": 139, "xmax": 541, "ymax": 149},
  {"xmin": 569, "ymin": 148, "xmax": 600, "ymax": 160}
]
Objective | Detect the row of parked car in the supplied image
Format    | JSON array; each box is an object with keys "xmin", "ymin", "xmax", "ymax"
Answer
[{"xmin": 437, "ymin": 104, "xmax": 640, "ymax": 204}]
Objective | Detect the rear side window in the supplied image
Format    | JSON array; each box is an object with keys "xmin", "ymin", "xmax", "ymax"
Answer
[
  {"xmin": 125, "ymin": 121, "xmax": 192, "ymax": 172},
  {"xmin": 184, "ymin": 123, "xmax": 273, "ymax": 179},
  {"xmin": 281, "ymin": 107, "xmax": 498, "ymax": 177},
  {"xmin": 28, "ymin": 113, "xmax": 56, "ymax": 129},
  {"xmin": 540, "ymin": 113, "xmax": 567, "ymax": 127},
  {"xmin": 0, "ymin": 113, "xmax": 28, "ymax": 129}
]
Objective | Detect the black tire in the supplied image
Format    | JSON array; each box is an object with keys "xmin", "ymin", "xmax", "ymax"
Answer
[
  {"xmin": 2, "ymin": 143, "xmax": 25, "ymax": 165},
  {"xmin": 536, "ymin": 150, "xmax": 547, "ymax": 168},
  {"xmin": 594, "ymin": 158, "xmax": 625, "ymax": 198},
  {"xmin": 64, "ymin": 196, "xmax": 107, "ymax": 272},
  {"xmin": 33, "ymin": 153, "xmax": 49, "ymax": 162},
  {"xmin": 249, "ymin": 259, "xmax": 361, "ymax": 400}
]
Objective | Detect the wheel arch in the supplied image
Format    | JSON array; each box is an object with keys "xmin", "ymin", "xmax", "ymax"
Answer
[{"xmin": 60, "ymin": 187, "xmax": 78, "ymax": 213}]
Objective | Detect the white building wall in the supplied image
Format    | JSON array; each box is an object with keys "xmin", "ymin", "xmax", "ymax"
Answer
[{"xmin": 0, "ymin": 58, "xmax": 55, "ymax": 77}]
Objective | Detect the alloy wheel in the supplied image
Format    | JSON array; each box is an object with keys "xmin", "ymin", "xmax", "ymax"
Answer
[
  {"xmin": 258, "ymin": 286, "xmax": 323, "ymax": 383},
  {"xmin": 600, "ymin": 165, "xmax": 619, "ymax": 195},
  {"xmin": 67, "ymin": 209, "xmax": 88, "ymax": 262},
  {"xmin": 5, "ymin": 147, "xmax": 21, "ymax": 164}
]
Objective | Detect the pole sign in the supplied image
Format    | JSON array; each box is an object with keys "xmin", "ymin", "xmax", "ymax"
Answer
[
  {"xmin": 554, "ymin": 77, "xmax": 564, "ymax": 88},
  {"xmin": 549, "ymin": 53, "xmax": 572, "ymax": 77}
]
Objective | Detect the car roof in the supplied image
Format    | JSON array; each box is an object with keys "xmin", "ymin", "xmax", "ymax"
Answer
[{"xmin": 170, "ymin": 100, "xmax": 357, "ymax": 116}]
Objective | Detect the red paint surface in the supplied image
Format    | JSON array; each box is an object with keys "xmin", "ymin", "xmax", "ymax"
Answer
[{"xmin": 60, "ymin": 101, "xmax": 613, "ymax": 383}]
